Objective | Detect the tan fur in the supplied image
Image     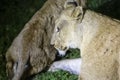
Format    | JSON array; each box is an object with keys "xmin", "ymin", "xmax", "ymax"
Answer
[
  {"xmin": 51, "ymin": 0, "xmax": 120, "ymax": 80},
  {"xmin": 6, "ymin": 0, "xmax": 68, "ymax": 80}
]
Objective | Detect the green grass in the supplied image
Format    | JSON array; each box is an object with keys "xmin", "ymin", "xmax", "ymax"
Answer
[
  {"xmin": 0, "ymin": 0, "xmax": 120, "ymax": 80},
  {"xmin": 33, "ymin": 70, "xmax": 78, "ymax": 80}
]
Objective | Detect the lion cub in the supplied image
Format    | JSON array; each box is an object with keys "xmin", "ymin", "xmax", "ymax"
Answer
[{"xmin": 50, "ymin": 0, "xmax": 120, "ymax": 80}]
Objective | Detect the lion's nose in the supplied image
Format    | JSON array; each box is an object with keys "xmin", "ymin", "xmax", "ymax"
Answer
[
  {"xmin": 50, "ymin": 44, "xmax": 57, "ymax": 50},
  {"xmin": 61, "ymin": 46, "xmax": 68, "ymax": 51},
  {"xmin": 50, "ymin": 41, "xmax": 55, "ymax": 46},
  {"xmin": 50, "ymin": 44, "xmax": 54, "ymax": 46},
  {"xmin": 63, "ymin": 47, "xmax": 67, "ymax": 50},
  {"xmin": 50, "ymin": 44, "xmax": 54, "ymax": 47}
]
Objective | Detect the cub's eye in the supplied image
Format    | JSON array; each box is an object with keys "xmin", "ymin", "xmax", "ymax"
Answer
[{"xmin": 56, "ymin": 27, "xmax": 60, "ymax": 32}]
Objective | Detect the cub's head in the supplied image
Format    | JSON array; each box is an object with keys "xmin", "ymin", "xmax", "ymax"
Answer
[{"xmin": 51, "ymin": 0, "xmax": 86, "ymax": 56}]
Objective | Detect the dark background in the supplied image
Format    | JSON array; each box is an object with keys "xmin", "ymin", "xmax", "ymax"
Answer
[{"xmin": 0, "ymin": 0, "xmax": 120, "ymax": 79}]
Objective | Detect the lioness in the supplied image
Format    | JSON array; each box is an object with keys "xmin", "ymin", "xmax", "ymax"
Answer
[
  {"xmin": 50, "ymin": 0, "xmax": 120, "ymax": 80},
  {"xmin": 6, "ymin": 0, "xmax": 69, "ymax": 80}
]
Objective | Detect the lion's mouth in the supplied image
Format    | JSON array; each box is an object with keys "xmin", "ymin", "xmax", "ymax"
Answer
[{"xmin": 57, "ymin": 50, "xmax": 66, "ymax": 56}]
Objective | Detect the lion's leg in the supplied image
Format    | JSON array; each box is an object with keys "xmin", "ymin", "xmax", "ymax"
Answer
[
  {"xmin": 12, "ymin": 54, "xmax": 29, "ymax": 80},
  {"xmin": 12, "ymin": 61, "xmax": 25, "ymax": 80},
  {"xmin": 6, "ymin": 52, "xmax": 14, "ymax": 80},
  {"xmin": 6, "ymin": 61, "xmax": 14, "ymax": 80},
  {"xmin": 48, "ymin": 58, "xmax": 81, "ymax": 75},
  {"xmin": 118, "ymin": 56, "xmax": 120, "ymax": 80}
]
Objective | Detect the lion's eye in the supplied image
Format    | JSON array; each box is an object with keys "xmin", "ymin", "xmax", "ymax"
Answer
[{"xmin": 56, "ymin": 27, "xmax": 60, "ymax": 32}]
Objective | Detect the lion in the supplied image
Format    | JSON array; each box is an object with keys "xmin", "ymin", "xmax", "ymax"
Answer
[
  {"xmin": 50, "ymin": 0, "xmax": 120, "ymax": 80},
  {"xmin": 5, "ymin": 0, "xmax": 70, "ymax": 80}
]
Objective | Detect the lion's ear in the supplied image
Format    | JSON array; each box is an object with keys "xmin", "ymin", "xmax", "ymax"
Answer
[
  {"xmin": 64, "ymin": 0, "xmax": 87, "ymax": 9},
  {"xmin": 71, "ymin": 6, "xmax": 83, "ymax": 19},
  {"xmin": 64, "ymin": 0, "xmax": 79, "ymax": 9},
  {"xmin": 78, "ymin": 0, "xmax": 87, "ymax": 8}
]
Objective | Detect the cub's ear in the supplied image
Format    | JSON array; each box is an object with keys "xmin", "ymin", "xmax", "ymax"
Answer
[
  {"xmin": 64, "ymin": 0, "xmax": 79, "ymax": 9},
  {"xmin": 71, "ymin": 6, "xmax": 83, "ymax": 20}
]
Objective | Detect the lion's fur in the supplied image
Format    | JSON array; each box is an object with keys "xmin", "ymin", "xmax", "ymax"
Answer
[
  {"xmin": 51, "ymin": 0, "xmax": 120, "ymax": 80},
  {"xmin": 6, "ymin": 0, "xmax": 68, "ymax": 80}
]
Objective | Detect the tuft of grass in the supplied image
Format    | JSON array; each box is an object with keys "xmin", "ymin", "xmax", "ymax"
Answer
[
  {"xmin": 64, "ymin": 49, "xmax": 80, "ymax": 59},
  {"xmin": 33, "ymin": 70, "xmax": 78, "ymax": 80}
]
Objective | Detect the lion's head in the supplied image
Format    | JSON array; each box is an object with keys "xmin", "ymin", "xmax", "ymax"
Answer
[{"xmin": 51, "ymin": 0, "xmax": 85, "ymax": 56}]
